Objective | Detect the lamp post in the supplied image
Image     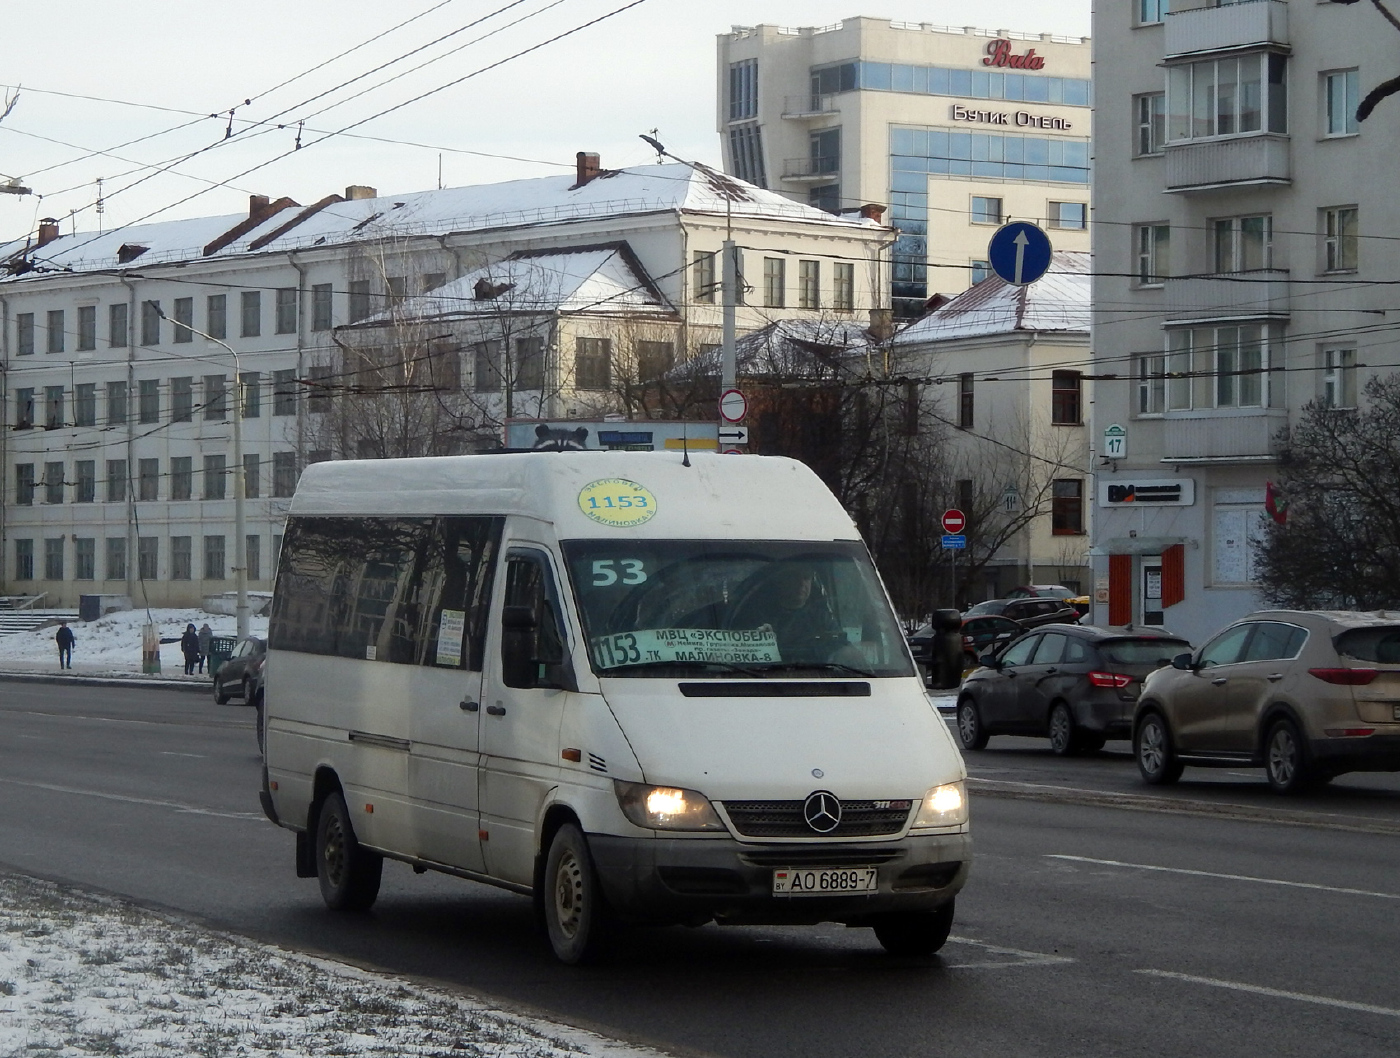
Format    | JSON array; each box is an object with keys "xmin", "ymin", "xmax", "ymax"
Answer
[{"xmin": 152, "ymin": 305, "xmax": 249, "ymax": 640}]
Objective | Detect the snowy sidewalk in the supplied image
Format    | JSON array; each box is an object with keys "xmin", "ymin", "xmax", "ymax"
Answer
[{"xmin": 0, "ymin": 872, "xmax": 666, "ymax": 1058}]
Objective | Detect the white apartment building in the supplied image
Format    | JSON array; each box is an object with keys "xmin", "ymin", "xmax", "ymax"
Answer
[
  {"xmin": 0, "ymin": 155, "xmax": 892, "ymax": 607},
  {"xmin": 1091, "ymin": 0, "xmax": 1400, "ymax": 642},
  {"xmin": 717, "ymin": 17, "xmax": 1092, "ymax": 316}
]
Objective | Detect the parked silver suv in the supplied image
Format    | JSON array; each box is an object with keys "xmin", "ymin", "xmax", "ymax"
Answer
[{"xmin": 1133, "ymin": 611, "xmax": 1400, "ymax": 793}]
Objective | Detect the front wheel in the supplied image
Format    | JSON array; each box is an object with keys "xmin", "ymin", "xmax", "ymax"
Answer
[
  {"xmin": 957, "ymin": 698, "xmax": 989, "ymax": 751},
  {"xmin": 1135, "ymin": 711, "xmax": 1183, "ymax": 785},
  {"xmin": 543, "ymin": 823, "xmax": 610, "ymax": 964},
  {"xmin": 1264, "ymin": 717, "xmax": 1311, "ymax": 795},
  {"xmin": 873, "ymin": 900, "xmax": 955, "ymax": 957},
  {"xmin": 315, "ymin": 791, "xmax": 382, "ymax": 911},
  {"xmin": 213, "ymin": 677, "xmax": 231, "ymax": 706}
]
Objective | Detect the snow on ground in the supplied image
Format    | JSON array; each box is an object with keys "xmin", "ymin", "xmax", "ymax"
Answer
[
  {"xmin": 0, "ymin": 607, "xmax": 268, "ymax": 679},
  {"xmin": 0, "ymin": 873, "xmax": 664, "ymax": 1058}
]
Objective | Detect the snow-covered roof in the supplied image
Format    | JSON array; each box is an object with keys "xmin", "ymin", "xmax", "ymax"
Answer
[
  {"xmin": 2, "ymin": 163, "xmax": 881, "ymax": 278},
  {"xmin": 352, "ymin": 245, "xmax": 672, "ymax": 325},
  {"xmin": 672, "ymin": 319, "xmax": 878, "ymax": 380},
  {"xmin": 893, "ymin": 251, "xmax": 1090, "ymax": 344}
]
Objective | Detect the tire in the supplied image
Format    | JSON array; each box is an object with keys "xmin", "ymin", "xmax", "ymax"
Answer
[
  {"xmin": 873, "ymin": 900, "xmax": 956, "ymax": 957},
  {"xmin": 255, "ymin": 693, "xmax": 266, "ymax": 756},
  {"xmin": 542, "ymin": 823, "xmax": 610, "ymax": 964},
  {"xmin": 1135, "ymin": 711, "xmax": 1184, "ymax": 785},
  {"xmin": 213, "ymin": 677, "xmax": 231, "ymax": 706},
  {"xmin": 956, "ymin": 697, "xmax": 989, "ymax": 751},
  {"xmin": 1048, "ymin": 702, "xmax": 1080, "ymax": 757},
  {"xmin": 1264, "ymin": 717, "xmax": 1311, "ymax": 795},
  {"xmin": 241, "ymin": 678, "xmax": 252, "ymax": 704},
  {"xmin": 315, "ymin": 791, "xmax": 383, "ymax": 912}
]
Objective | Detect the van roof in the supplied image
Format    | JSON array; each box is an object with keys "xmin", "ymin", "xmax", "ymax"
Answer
[{"xmin": 288, "ymin": 452, "xmax": 862, "ymax": 542}]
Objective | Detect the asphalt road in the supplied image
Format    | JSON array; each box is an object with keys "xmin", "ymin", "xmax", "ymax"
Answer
[{"xmin": 4, "ymin": 679, "xmax": 1400, "ymax": 1057}]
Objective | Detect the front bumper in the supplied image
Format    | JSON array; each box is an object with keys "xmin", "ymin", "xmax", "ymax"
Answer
[{"xmin": 588, "ymin": 831, "xmax": 971, "ymax": 926}]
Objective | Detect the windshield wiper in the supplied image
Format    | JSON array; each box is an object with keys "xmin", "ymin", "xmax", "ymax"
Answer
[
  {"xmin": 757, "ymin": 661, "xmax": 877, "ymax": 677},
  {"xmin": 599, "ymin": 659, "xmax": 769, "ymax": 677}
]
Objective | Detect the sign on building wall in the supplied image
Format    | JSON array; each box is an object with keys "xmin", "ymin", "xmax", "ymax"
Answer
[
  {"xmin": 1097, "ymin": 478, "xmax": 1196, "ymax": 507},
  {"xmin": 505, "ymin": 420, "xmax": 719, "ymax": 452}
]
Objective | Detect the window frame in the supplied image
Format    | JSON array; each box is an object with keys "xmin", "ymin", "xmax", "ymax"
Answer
[
  {"xmin": 1134, "ymin": 91, "xmax": 1166, "ymax": 156},
  {"xmin": 1048, "ymin": 201, "xmax": 1087, "ymax": 230},
  {"xmin": 1051, "ymin": 479, "xmax": 1085, "ymax": 535},
  {"xmin": 1323, "ymin": 68, "xmax": 1360, "ymax": 138},
  {"xmin": 1321, "ymin": 206, "xmax": 1359, "ymax": 274},
  {"xmin": 1166, "ymin": 51, "xmax": 1286, "ymax": 144},
  {"xmin": 1321, "ymin": 346, "xmax": 1357, "ymax": 409},
  {"xmin": 1051, "ymin": 371, "xmax": 1083, "ymax": 425},
  {"xmin": 970, "ymin": 196, "xmax": 1003, "ymax": 226}
]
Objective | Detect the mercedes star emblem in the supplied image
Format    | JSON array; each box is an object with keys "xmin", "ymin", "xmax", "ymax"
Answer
[{"xmin": 803, "ymin": 790, "xmax": 842, "ymax": 834}]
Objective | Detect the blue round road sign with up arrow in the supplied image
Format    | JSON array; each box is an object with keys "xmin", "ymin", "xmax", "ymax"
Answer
[{"xmin": 987, "ymin": 221, "xmax": 1053, "ymax": 286}]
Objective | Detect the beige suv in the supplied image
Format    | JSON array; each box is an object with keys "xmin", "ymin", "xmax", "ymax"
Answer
[{"xmin": 1133, "ymin": 611, "xmax": 1400, "ymax": 794}]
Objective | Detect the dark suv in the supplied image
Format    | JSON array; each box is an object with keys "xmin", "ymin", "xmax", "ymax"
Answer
[{"xmin": 964, "ymin": 597, "xmax": 1082, "ymax": 629}]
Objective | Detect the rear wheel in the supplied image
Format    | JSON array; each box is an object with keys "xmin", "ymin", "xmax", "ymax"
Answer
[
  {"xmin": 956, "ymin": 697, "xmax": 989, "ymax": 751},
  {"xmin": 1135, "ymin": 711, "xmax": 1183, "ymax": 785},
  {"xmin": 1264, "ymin": 717, "xmax": 1311, "ymax": 795},
  {"xmin": 315, "ymin": 791, "xmax": 382, "ymax": 911},
  {"xmin": 873, "ymin": 900, "xmax": 955, "ymax": 957},
  {"xmin": 543, "ymin": 823, "xmax": 610, "ymax": 964},
  {"xmin": 1048, "ymin": 702, "xmax": 1080, "ymax": 757}
]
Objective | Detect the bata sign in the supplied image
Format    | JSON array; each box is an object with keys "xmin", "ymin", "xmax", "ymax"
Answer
[
  {"xmin": 951, "ymin": 104, "xmax": 1074, "ymax": 130},
  {"xmin": 982, "ymin": 39, "xmax": 1046, "ymax": 70}
]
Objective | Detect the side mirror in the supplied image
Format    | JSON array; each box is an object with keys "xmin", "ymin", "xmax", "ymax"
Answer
[
  {"xmin": 979, "ymin": 652, "xmax": 1000, "ymax": 668},
  {"xmin": 1170, "ymin": 652, "xmax": 1194, "ymax": 671},
  {"xmin": 501, "ymin": 603, "xmax": 578, "ymax": 691}
]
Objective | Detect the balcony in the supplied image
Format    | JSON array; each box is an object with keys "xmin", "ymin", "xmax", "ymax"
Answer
[
  {"xmin": 1164, "ymin": 134, "xmax": 1290, "ymax": 192},
  {"xmin": 781, "ymin": 156, "xmax": 840, "ymax": 181},
  {"xmin": 1164, "ymin": 0, "xmax": 1288, "ymax": 60},
  {"xmin": 781, "ymin": 94, "xmax": 840, "ymax": 118},
  {"xmin": 1162, "ymin": 411, "xmax": 1288, "ymax": 464},
  {"xmin": 1164, "ymin": 270, "xmax": 1290, "ymax": 325}
]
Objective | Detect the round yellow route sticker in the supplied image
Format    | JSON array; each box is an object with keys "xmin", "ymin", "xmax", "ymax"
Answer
[{"xmin": 578, "ymin": 478, "xmax": 657, "ymax": 527}]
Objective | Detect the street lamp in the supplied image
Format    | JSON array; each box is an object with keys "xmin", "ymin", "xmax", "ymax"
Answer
[{"xmin": 152, "ymin": 304, "xmax": 250, "ymax": 640}]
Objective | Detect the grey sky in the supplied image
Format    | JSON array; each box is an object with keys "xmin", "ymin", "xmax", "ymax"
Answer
[{"xmin": 0, "ymin": 1, "xmax": 1089, "ymax": 239}]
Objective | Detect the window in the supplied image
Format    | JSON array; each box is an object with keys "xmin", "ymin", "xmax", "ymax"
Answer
[
  {"xmin": 204, "ymin": 535, "xmax": 226, "ymax": 580},
  {"xmin": 106, "ymin": 459, "xmax": 126, "ymax": 503},
  {"xmin": 473, "ymin": 341, "xmax": 502, "ymax": 392},
  {"xmin": 971, "ymin": 260, "xmax": 992, "ymax": 284},
  {"xmin": 1321, "ymin": 347, "xmax": 1357, "ymax": 408},
  {"xmin": 1324, "ymin": 69, "xmax": 1360, "ymax": 137},
  {"xmin": 809, "ymin": 184, "xmax": 841, "ymax": 214},
  {"xmin": 108, "ymin": 304, "xmax": 127, "ymax": 348},
  {"xmin": 272, "ymin": 369, "xmax": 297, "ymax": 415},
  {"xmin": 1136, "ymin": 224, "xmax": 1170, "ymax": 284},
  {"xmin": 958, "ymin": 373, "xmax": 975, "ymax": 429},
  {"xmin": 75, "ymin": 384, "xmax": 97, "ymax": 427},
  {"xmin": 45, "ymin": 310, "xmax": 64, "ymax": 354},
  {"xmin": 971, "ymin": 196, "xmax": 1002, "ymax": 225},
  {"xmin": 203, "ymin": 454, "xmax": 227, "ymax": 500},
  {"xmin": 308, "ymin": 364, "xmax": 332, "ymax": 411},
  {"xmin": 429, "ymin": 343, "xmax": 461, "ymax": 392},
  {"xmin": 141, "ymin": 300, "xmax": 161, "ymax": 345},
  {"xmin": 422, "ymin": 272, "xmax": 446, "ymax": 293},
  {"xmin": 246, "ymin": 535, "xmax": 261, "ymax": 582},
  {"xmin": 75, "ymin": 538, "xmax": 96, "ymax": 580},
  {"xmin": 386, "ymin": 276, "xmax": 407, "ymax": 305},
  {"xmin": 637, "ymin": 341, "xmax": 675, "ymax": 381},
  {"xmin": 138, "ymin": 537, "xmax": 158, "ymax": 580},
  {"xmin": 512, "ymin": 337, "xmax": 543, "ymax": 391},
  {"xmin": 833, "ymin": 262, "xmax": 855, "ymax": 311},
  {"xmin": 1052, "ymin": 371, "xmax": 1083, "ymax": 424},
  {"xmin": 16, "ymin": 312, "xmax": 34, "ymax": 355},
  {"xmin": 349, "ymin": 280, "xmax": 372, "ymax": 322},
  {"xmin": 1213, "ymin": 505, "xmax": 1266, "ymax": 585},
  {"xmin": 1167, "ymin": 53, "xmax": 1286, "ymax": 142},
  {"xmin": 1136, "ymin": 353, "xmax": 1167, "ymax": 415},
  {"xmin": 798, "ymin": 260, "xmax": 820, "ymax": 308},
  {"xmin": 15, "ymin": 387, "xmax": 34, "ymax": 429},
  {"xmin": 240, "ymin": 371, "xmax": 261, "ymax": 418},
  {"xmin": 107, "ymin": 381, "xmax": 128, "ymax": 425},
  {"xmin": 171, "ymin": 456, "xmax": 193, "ymax": 501},
  {"xmin": 45, "ymin": 386, "xmax": 64, "ymax": 430},
  {"xmin": 77, "ymin": 305, "xmax": 96, "ymax": 350},
  {"xmin": 207, "ymin": 294, "xmax": 227, "ymax": 339},
  {"xmin": 1322, "ymin": 207, "xmax": 1358, "ymax": 273},
  {"xmin": 1049, "ymin": 202, "xmax": 1087, "ymax": 230},
  {"xmin": 1166, "ymin": 324, "xmax": 1274, "ymax": 410},
  {"xmin": 171, "ymin": 536, "xmax": 192, "ymax": 581},
  {"xmin": 763, "ymin": 257, "xmax": 786, "ymax": 308},
  {"xmin": 240, "ymin": 291, "xmax": 261, "ymax": 337},
  {"xmin": 172, "ymin": 377, "xmax": 193, "ymax": 421},
  {"xmin": 1213, "ymin": 215, "xmax": 1272, "ymax": 272},
  {"xmin": 956, "ymin": 479, "xmax": 974, "ymax": 515},
  {"xmin": 138, "ymin": 379, "xmax": 159, "ymax": 423},
  {"xmin": 575, "ymin": 337, "xmax": 612, "ymax": 390},
  {"xmin": 138, "ymin": 458, "xmax": 159, "ymax": 501},
  {"xmin": 275, "ymin": 288, "xmax": 297, "ymax": 334},
  {"xmin": 243, "ymin": 453, "xmax": 261, "ymax": 499},
  {"xmin": 1135, "ymin": 92, "xmax": 1166, "ymax": 155},
  {"xmin": 1052, "ymin": 479, "xmax": 1085, "ymax": 534},
  {"xmin": 203, "ymin": 375, "xmax": 228, "ymax": 420},
  {"xmin": 272, "ymin": 452, "xmax": 297, "ymax": 497},
  {"xmin": 75, "ymin": 461, "xmax": 96, "ymax": 503},
  {"xmin": 312, "ymin": 283, "xmax": 333, "ymax": 331},
  {"xmin": 45, "ymin": 538, "xmax": 64, "ymax": 581},
  {"xmin": 1139, "ymin": 0, "xmax": 1168, "ymax": 25},
  {"xmin": 106, "ymin": 538, "xmax": 126, "ymax": 581},
  {"xmin": 729, "ymin": 59, "xmax": 759, "ymax": 121},
  {"xmin": 15, "ymin": 463, "xmax": 35, "ymax": 505},
  {"xmin": 173, "ymin": 297, "xmax": 193, "ymax": 343},
  {"xmin": 809, "ymin": 127, "xmax": 840, "ymax": 176},
  {"xmin": 15, "ymin": 539, "xmax": 34, "ymax": 580},
  {"xmin": 693, "ymin": 251, "xmax": 717, "ymax": 303}
]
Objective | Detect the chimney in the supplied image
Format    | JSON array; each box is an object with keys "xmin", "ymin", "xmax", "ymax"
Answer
[
  {"xmin": 36, "ymin": 218, "xmax": 60, "ymax": 247},
  {"xmin": 859, "ymin": 203, "xmax": 887, "ymax": 223},
  {"xmin": 249, "ymin": 194, "xmax": 270, "ymax": 219},
  {"xmin": 575, "ymin": 152, "xmax": 601, "ymax": 187},
  {"xmin": 344, "ymin": 185, "xmax": 377, "ymax": 201}
]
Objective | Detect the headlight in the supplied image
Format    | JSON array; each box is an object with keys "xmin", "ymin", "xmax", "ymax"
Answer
[
  {"xmin": 912, "ymin": 781, "xmax": 968, "ymax": 828},
  {"xmin": 614, "ymin": 781, "xmax": 725, "ymax": 831}
]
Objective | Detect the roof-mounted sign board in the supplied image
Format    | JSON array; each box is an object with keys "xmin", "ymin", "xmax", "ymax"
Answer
[{"xmin": 1097, "ymin": 478, "xmax": 1196, "ymax": 507}]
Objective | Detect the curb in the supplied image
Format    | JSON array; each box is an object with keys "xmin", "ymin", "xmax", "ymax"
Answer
[{"xmin": 0, "ymin": 671, "xmax": 210, "ymax": 694}]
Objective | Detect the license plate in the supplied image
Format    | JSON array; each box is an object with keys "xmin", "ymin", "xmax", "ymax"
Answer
[{"xmin": 772, "ymin": 867, "xmax": 878, "ymax": 896}]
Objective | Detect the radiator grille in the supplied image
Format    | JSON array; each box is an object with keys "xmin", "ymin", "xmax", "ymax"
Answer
[{"xmin": 721, "ymin": 799, "xmax": 912, "ymax": 838}]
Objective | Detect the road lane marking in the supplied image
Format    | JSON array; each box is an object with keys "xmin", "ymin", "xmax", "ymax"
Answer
[
  {"xmin": 1048, "ymin": 854, "xmax": 1400, "ymax": 901},
  {"xmin": 0, "ymin": 777, "xmax": 262, "ymax": 821},
  {"xmin": 1137, "ymin": 970, "xmax": 1400, "ymax": 1018},
  {"xmin": 944, "ymin": 936, "xmax": 1074, "ymax": 970},
  {"xmin": 160, "ymin": 751, "xmax": 207, "ymax": 758}
]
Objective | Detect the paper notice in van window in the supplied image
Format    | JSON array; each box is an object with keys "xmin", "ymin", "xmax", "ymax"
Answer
[
  {"xmin": 592, "ymin": 628, "xmax": 781, "ymax": 669},
  {"xmin": 436, "ymin": 609, "xmax": 467, "ymax": 667}
]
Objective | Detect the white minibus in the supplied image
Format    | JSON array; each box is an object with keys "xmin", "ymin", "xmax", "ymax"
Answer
[{"xmin": 259, "ymin": 451, "xmax": 970, "ymax": 962}]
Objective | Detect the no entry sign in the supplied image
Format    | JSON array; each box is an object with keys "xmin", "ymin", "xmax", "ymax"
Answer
[{"xmin": 941, "ymin": 508, "xmax": 967, "ymax": 534}]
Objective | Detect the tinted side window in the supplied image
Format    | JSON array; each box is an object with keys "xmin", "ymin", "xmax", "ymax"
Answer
[
  {"xmin": 1033, "ymin": 634, "xmax": 1067, "ymax": 664},
  {"xmin": 1336, "ymin": 626, "xmax": 1400, "ymax": 663},
  {"xmin": 1000, "ymin": 635, "xmax": 1039, "ymax": 667},
  {"xmin": 502, "ymin": 549, "xmax": 568, "ymax": 688},
  {"xmin": 1061, "ymin": 636, "xmax": 1092, "ymax": 664},
  {"xmin": 1198, "ymin": 624, "xmax": 1253, "ymax": 668},
  {"xmin": 1241, "ymin": 621, "xmax": 1307, "ymax": 663}
]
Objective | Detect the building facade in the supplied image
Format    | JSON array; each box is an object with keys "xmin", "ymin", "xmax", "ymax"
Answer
[
  {"xmin": 1090, "ymin": 0, "xmax": 1400, "ymax": 642},
  {"xmin": 1, "ymin": 156, "xmax": 891, "ymax": 606},
  {"xmin": 718, "ymin": 17, "xmax": 1092, "ymax": 315}
]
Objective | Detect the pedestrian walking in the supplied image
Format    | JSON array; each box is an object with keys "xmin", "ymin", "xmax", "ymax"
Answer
[
  {"xmin": 197, "ymin": 623, "xmax": 213, "ymax": 675},
  {"xmin": 55, "ymin": 621, "xmax": 75, "ymax": 670},
  {"xmin": 181, "ymin": 623, "xmax": 201, "ymax": 676}
]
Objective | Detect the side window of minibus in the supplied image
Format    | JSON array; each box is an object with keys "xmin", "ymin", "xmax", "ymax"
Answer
[{"xmin": 501, "ymin": 550, "xmax": 569, "ymax": 689}]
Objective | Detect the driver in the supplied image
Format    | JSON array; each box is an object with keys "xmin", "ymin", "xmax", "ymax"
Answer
[{"xmin": 747, "ymin": 563, "xmax": 841, "ymax": 661}]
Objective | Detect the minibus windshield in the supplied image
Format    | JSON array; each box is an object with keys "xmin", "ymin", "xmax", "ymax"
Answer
[{"xmin": 562, "ymin": 540, "xmax": 915, "ymax": 678}]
